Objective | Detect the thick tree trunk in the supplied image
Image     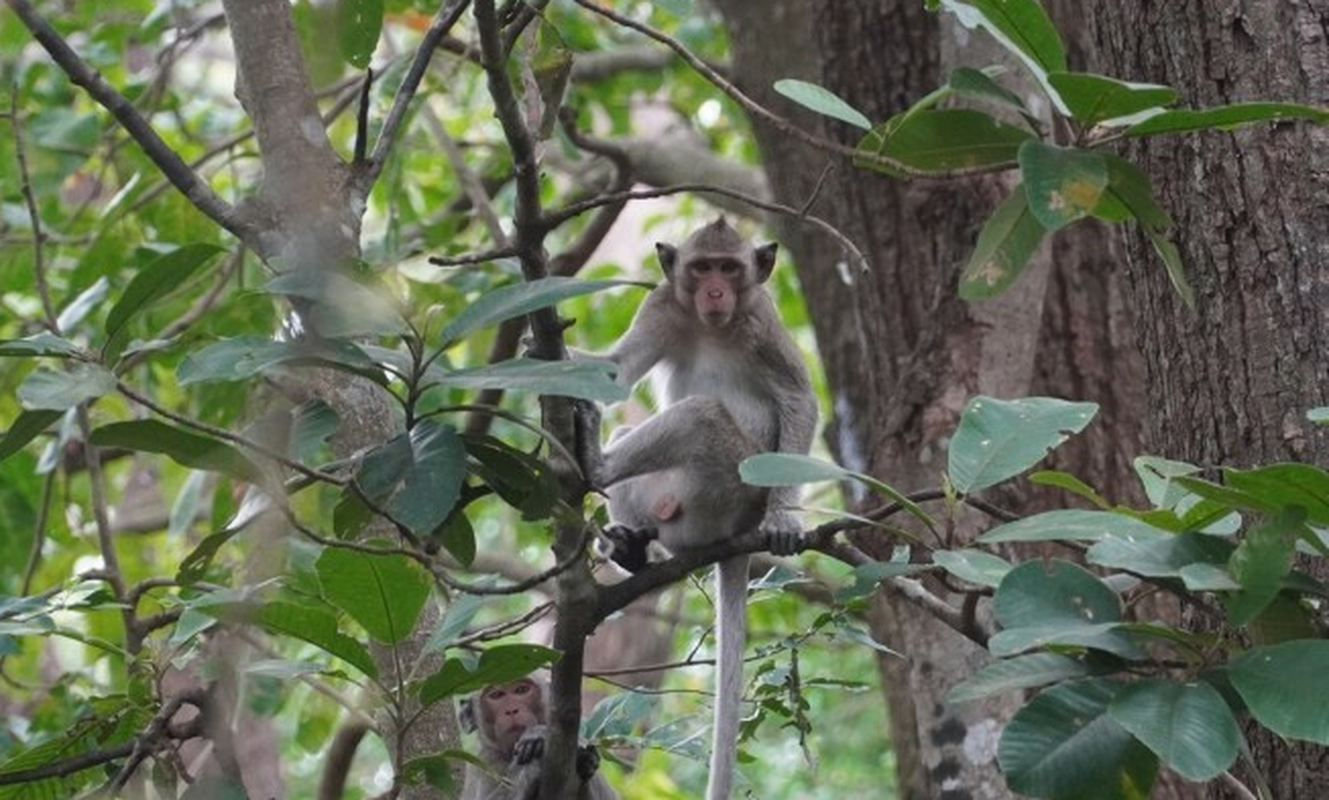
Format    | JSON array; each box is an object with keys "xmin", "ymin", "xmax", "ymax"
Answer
[{"xmin": 1086, "ymin": 2, "xmax": 1329, "ymax": 797}]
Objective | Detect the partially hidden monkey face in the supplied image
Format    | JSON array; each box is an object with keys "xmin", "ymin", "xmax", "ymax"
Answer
[{"xmin": 480, "ymin": 678, "xmax": 544, "ymax": 755}]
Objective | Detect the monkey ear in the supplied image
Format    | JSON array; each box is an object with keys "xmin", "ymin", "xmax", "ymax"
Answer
[
  {"xmin": 655, "ymin": 243, "xmax": 679, "ymax": 280},
  {"xmin": 753, "ymin": 242, "xmax": 778, "ymax": 283},
  {"xmin": 458, "ymin": 696, "xmax": 477, "ymax": 733}
]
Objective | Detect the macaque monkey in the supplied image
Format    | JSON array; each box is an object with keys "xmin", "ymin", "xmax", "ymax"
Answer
[
  {"xmin": 581, "ymin": 217, "xmax": 818, "ymax": 800},
  {"xmin": 458, "ymin": 677, "xmax": 616, "ymax": 800}
]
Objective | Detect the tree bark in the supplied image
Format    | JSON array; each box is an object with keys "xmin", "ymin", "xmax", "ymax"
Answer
[{"xmin": 1086, "ymin": 2, "xmax": 1329, "ymax": 797}]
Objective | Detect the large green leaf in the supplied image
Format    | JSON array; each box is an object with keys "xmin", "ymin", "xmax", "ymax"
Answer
[
  {"xmin": 1018, "ymin": 141, "xmax": 1108, "ymax": 231},
  {"xmin": 89, "ymin": 420, "xmax": 265, "ymax": 483},
  {"xmin": 177, "ymin": 336, "xmax": 383, "ymax": 386},
  {"xmin": 0, "ymin": 333, "xmax": 82, "ymax": 358},
  {"xmin": 337, "ymin": 0, "xmax": 384, "ymax": 70},
  {"xmin": 257, "ymin": 601, "xmax": 378, "ymax": 678},
  {"xmin": 991, "ymin": 560, "xmax": 1140, "ymax": 659},
  {"xmin": 0, "ymin": 409, "xmax": 63, "ymax": 462},
  {"xmin": 103, "ymin": 243, "xmax": 225, "ymax": 359},
  {"xmin": 1125, "ymin": 102, "xmax": 1329, "ymax": 137},
  {"xmin": 1108, "ymin": 679, "xmax": 1240, "ymax": 781},
  {"xmin": 1048, "ymin": 72, "xmax": 1177, "ymax": 126},
  {"xmin": 1000, "ymin": 679, "xmax": 1157, "ymax": 800},
  {"xmin": 959, "ymin": 186, "xmax": 1046, "ymax": 300},
  {"xmin": 316, "ymin": 547, "xmax": 432, "ymax": 644},
  {"xmin": 950, "ymin": 653, "xmax": 1097, "ymax": 703},
  {"xmin": 1087, "ymin": 531, "xmax": 1233, "ymax": 579},
  {"xmin": 437, "ymin": 358, "xmax": 627, "ymax": 403},
  {"xmin": 932, "ymin": 549, "xmax": 1012, "ymax": 588},
  {"xmin": 465, "ymin": 434, "xmax": 560, "ymax": 522},
  {"xmin": 1226, "ymin": 510, "xmax": 1301, "ymax": 625},
  {"xmin": 856, "ymin": 109, "xmax": 1033, "ymax": 175},
  {"xmin": 353, "ymin": 421, "xmax": 466, "ymax": 537},
  {"xmin": 438, "ymin": 277, "xmax": 639, "ymax": 345},
  {"xmin": 1225, "ymin": 463, "xmax": 1329, "ymax": 526},
  {"xmin": 418, "ymin": 644, "xmax": 562, "ymax": 707},
  {"xmin": 979, "ymin": 509, "xmax": 1169, "ymax": 544},
  {"xmin": 949, "ymin": 66, "xmax": 1028, "ymax": 113},
  {"xmin": 17, "ymin": 363, "xmax": 116, "ymax": 411},
  {"xmin": 1229, "ymin": 640, "xmax": 1329, "ymax": 744},
  {"xmin": 773, "ymin": 79, "xmax": 872, "ymax": 130},
  {"xmin": 948, "ymin": 396, "xmax": 1098, "ymax": 494},
  {"xmin": 933, "ymin": 0, "xmax": 1067, "ymax": 76}
]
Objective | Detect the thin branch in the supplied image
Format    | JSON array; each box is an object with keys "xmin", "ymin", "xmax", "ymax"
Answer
[
  {"xmin": 419, "ymin": 105, "xmax": 508, "ymax": 246},
  {"xmin": 570, "ymin": 0, "xmax": 1002, "ymax": 180},
  {"xmin": 105, "ymin": 688, "xmax": 208, "ymax": 793},
  {"xmin": 360, "ymin": 0, "xmax": 473, "ymax": 193},
  {"xmin": 547, "ymin": 182, "xmax": 871, "ymax": 272},
  {"xmin": 6, "ymin": 0, "xmax": 245, "ymax": 238},
  {"xmin": 8, "ymin": 90, "xmax": 57, "ymax": 328},
  {"xmin": 428, "ymin": 247, "xmax": 520, "ymax": 267}
]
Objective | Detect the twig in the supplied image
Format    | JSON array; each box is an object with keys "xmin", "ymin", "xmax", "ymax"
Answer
[
  {"xmin": 428, "ymin": 247, "xmax": 520, "ymax": 267},
  {"xmin": 105, "ymin": 688, "xmax": 208, "ymax": 793},
  {"xmin": 360, "ymin": 0, "xmax": 473, "ymax": 193},
  {"xmin": 546, "ymin": 182, "xmax": 871, "ymax": 272},
  {"xmin": 8, "ymin": 89, "xmax": 57, "ymax": 328},
  {"xmin": 6, "ymin": 0, "xmax": 245, "ymax": 238}
]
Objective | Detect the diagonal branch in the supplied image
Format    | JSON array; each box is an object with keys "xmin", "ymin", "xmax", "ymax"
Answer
[{"xmin": 6, "ymin": 0, "xmax": 247, "ymax": 240}]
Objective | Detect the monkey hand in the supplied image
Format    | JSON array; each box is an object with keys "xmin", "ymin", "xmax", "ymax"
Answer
[
  {"xmin": 512, "ymin": 725, "xmax": 547, "ymax": 766},
  {"xmin": 760, "ymin": 510, "xmax": 806, "ymax": 557},
  {"xmin": 575, "ymin": 743, "xmax": 601, "ymax": 782},
  {"xmin": 599, "ymin": 525, "xmax": 658, "ymax": 573}
]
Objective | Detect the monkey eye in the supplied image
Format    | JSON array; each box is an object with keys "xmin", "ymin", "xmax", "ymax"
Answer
[
  {"xmin": 719, "ymin": 261, "xmax": 740, "ymax": 275},
  {"xmin": 692, "ymin": 261, "xmax": 714, "ymax": 274},
  {"xmin": 513, "ymin": 683, "xmax": 531, "ymax": 695}
]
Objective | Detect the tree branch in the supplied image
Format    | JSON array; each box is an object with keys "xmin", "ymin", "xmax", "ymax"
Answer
[{"xmin": 5, "ymin": 0, "xmax": 246, "ymax": 240}]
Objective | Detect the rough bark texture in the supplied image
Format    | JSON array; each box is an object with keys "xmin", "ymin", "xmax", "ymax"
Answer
[{"xmin": 1086, "ymin": 2, "xmax": 1329, "ymax": 797}]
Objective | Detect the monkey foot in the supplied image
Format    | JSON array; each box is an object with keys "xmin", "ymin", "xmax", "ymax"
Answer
[
  {"xmin": 764, "ymin": 528, "xmax": 806, "ymax": 557},
  {"xmin": 576, "ymin": 743, "xmax": 601, "ymax": 782},
  {"xmin": 601, "ymin": 524, "xmax": 658, "ymax": 573}
]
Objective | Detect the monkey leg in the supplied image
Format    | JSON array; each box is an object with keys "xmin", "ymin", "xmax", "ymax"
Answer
[
  {"xmin": 600, "ymin": 525, "xmax": 658, "ymax": 573},
  {"xmin": 599, "ymin": 396, "xmax": 760, "ymax": 486}
]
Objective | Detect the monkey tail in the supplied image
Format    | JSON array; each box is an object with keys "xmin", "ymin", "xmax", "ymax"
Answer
[{"xmin": 707, "ymin": 555, "xmax": 749, "ymax": 800}]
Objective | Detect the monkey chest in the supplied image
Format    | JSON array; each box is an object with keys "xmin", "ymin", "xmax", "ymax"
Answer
[{"xmin": 664, "ymin": 352, "xmax": 778, "ymax": 448}]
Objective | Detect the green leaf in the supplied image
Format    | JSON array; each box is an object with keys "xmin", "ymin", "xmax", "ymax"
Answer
[
  {"xmin": 1087, "ymin": 531, "xmax": 1233, "ymax": 579},
  {"xmin": 0, "ymin": 333, "xmax": 82, "ymax": 358},
  {"xmin": 958, "ymin": 186, "xmax": 1046, "ymax": 300},
  {"xmin": 103, "ymin": 243, "xmax": 225, "ymax": 359},
  {"xmin": 1142, "ymin": 226, "xmax": 1195, "ymax": 309},
  {"xmin": 1108, "ymin": 679, "xmax": 1240, "ymax": 781},
  {"xmin": 856, "ymin": 109, "xmax": 1033, "ymax": 175},
  {"xmin": 56, "ymin": 277, "xmax": 109, "ymax": 332},
  {"xmin": 1029, "ymin": 470, "xmax": 1112, "ymax": 509},
  {"xmin": 1133, "ymin": 456, "xmax": 1201, "ymax": 509},
  {"xmin": 337, "ymin": 0, "xmax": 384, "ymax": 70},
  {"xmin": 256, "ymin": 601, "xmax": 378, "ymax": 678},
  {"xmin": 1125, "ymin": 102, "xmax": 1329, "ymax": 137},
  {"xmin": 317, "ymin": 547, "xmax": 432, "ymax": 644},
  {"xmin": 1048, "ymin": 72, "xmax": 1177, "ymax": 125},
  {"xmin": 177, "ymin": 336, "xmax": 382, "ymax": 386},
  {"xmin": 835, "ymin": 557, "xmax": 928, "ymax": 603},
  {"xmin": 773, "ymin": 79, "xmax": 872, "ymax": 130},
  {"xmin": 948, "ymin": 66, "xmax": 1028, "ymax": 113},
  {"xmin": 418, "ymin": 644, "xmax": 561, "ymax": 707},
  {"xmin": 740, "ymin": 453, "xmax": 935, "ymax": 531},
  {"xmin": 934, "ymin": 0, "xmax": 1067, "ymax": 76},
  {"xmin": 992, "ymin": 560, "xmax": 1141, "ymax": 659},
  {"xmin": 948, "ymin": 395, "xmax": 1098, "ymax": 494},
  {"xmin": 439, "ymin": 277, "xmax": 640, "ymax": 345},
  {"xmin": 932, "ymin": 549, "xmax": 1012, "ymax": 588},
  {"xmin": 1229, "ymin": 640, "xmax": 1329, "ymax": 744},
  {"xmin": 649, "ymin": 0, "xmax": 693, "ymax": 15},
  {"xmin": 1226, "ymin": 509, "xmax": 1302, "ymax": 626},
  {"xmin": 1000, "ymin": 679, "xmax": 1158, "ymax": 800},
  {"xmin": 1092, "ymin": 154, "xmax": 1173, "ymax": 230},
  {"xmin": 950, "ymin": 653, "xmax": 1096, "ymax": 703},
  {"xmin": 390, "ymin": 421, "xmax": 466, "ymax": 537},
  {"xmin": 1308, "ymin": 407, "xmax": 1329, "ymax": 425},
  {"xmin": 980, "ymin": 509, "xmax": 1169, "ymax": 544},
  {"xmin": 424, "ymin": 592, "xmax": 486, "ymax": 655},
  {"xmin": 1225, "ymin": 463, "xmax": 1329, "ymax": 527},
  {"xmin": 264, "ymin": 270, "xmax": 406, "ymax": 337},
  {"xmin": 437, "ymin": 358, "xmax": 627, "ymax": 403},
  {"xmin": 465, "ymin": 434, "xmax": 560, "ymax": 522},
  {"xmin": 89, "ymin": 420, "xmax": 265, "ymax": 483},
  {"xmin": 17, "ymin": 363, "xmax": 116, "ymax": 411},
  {"xmin": 1018, "ymin": 141, "xmax": 1109, "ymax": 231},
  {"xmin": 0, "ymin": 409, "xmax": 63, "ymax": 462}
]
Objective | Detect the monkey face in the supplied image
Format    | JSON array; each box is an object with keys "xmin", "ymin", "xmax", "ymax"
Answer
[
  {"xmin": 479, "ymin": 678, "xmax": 545, "ymax": 755},
  {"xmin": 681, "ymin": 258, "xmax": 744, "ymax": 327}
]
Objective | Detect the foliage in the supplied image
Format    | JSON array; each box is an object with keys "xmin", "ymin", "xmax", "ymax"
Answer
[{"xmin": 782, "ymin": 0, "xmax": 1329, "ymax": 308}]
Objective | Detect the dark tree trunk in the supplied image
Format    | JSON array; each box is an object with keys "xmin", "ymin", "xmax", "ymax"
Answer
[
  {"xmin": 1086, "ymin": 2, "xmax": 1329, "ymax": 797},
  {"xmin": 712, "ymin": 2, "xmax": 1169, "ymax": 797}
]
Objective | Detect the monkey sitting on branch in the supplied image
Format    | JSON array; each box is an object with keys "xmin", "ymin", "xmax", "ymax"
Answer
[
  {"xmin": 578, "ymin": 216, "xmax": 818, "ymax": 800},
  {"xmin": 458, "ymin": 677, "xmax": 617, "ymax": 800}
]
